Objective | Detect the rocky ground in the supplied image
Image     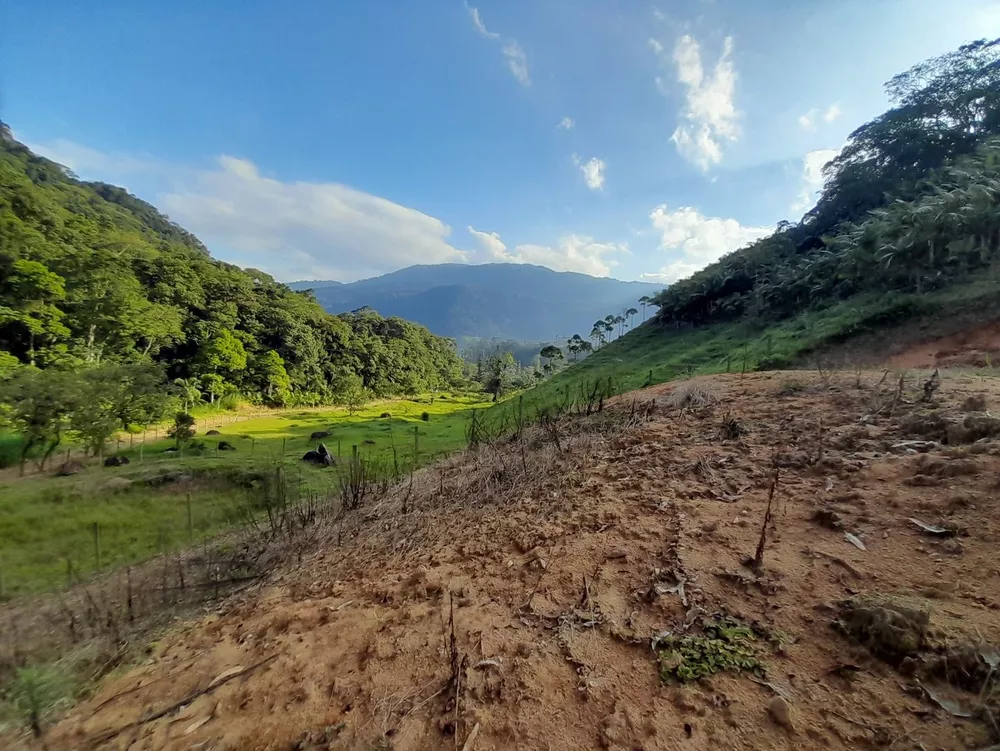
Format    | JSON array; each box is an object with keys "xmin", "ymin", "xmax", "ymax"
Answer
[{"xmin": 19, "ymin": 370, "xmax": 1000, "ymax": 750}]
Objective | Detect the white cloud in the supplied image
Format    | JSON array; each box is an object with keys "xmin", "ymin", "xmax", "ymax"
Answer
[
  {"xmin": 644, "ymin": 204, "xmax": 771, "ymax": 282},
  {"xmin": 465, "ymin": 4, "xmax": 530, "ymax": 87},
  {"xmin": 157, "ymin": 155, "xmax": 466, "ymax": 281},
  {"xmin": 468, "ymin": 227, "xmax": 626, "ymax": 276},
  {"xmin": 502, "ymin": 41, "xmax": 531, "ymax": 86},
  {"xmin": 28, "ymin": 138, "xmax": 159, "ymax": 179},
  {"xmin": 466, "ymin": 3, "xmax": 499, "ymax": 39},
  {"xmin": 573, "ymin": 154, "xmax": 606, "ymax": 191},
  {"xmin": 655, "ymin": 34, "xmax": 740, "ymax": 170},
  {"xmin": 648, "ymin": 38, "xmax": 664, "ymax": 55},
  {"xmin": 799, "ymin": 103, "xmax": 841, "ymax": 131},
  {"xmin": 467, "ymin": 226, "xmax": 512, "ymax": 261},
  {"xmin": 557, "ymin": 116, "xmax": 575, "ymax": 130},
  {"xmin": 790, "ymin": 148, "xmax": 838, "ymax": 215}
]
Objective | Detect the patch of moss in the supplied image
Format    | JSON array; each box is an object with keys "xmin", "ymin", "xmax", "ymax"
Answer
[{"xmin": 654, "ymin": 616, "xmax": 767, "ymax": 684}]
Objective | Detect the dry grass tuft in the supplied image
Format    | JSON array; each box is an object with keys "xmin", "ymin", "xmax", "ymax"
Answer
[{"xmin": 663, "ymin": 382, "xmax": 719, "ymax": 410}]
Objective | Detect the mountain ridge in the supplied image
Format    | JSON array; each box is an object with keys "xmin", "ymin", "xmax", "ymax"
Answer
[{"xmin": 291, "ymin": 263, "xmax": 663, "ymax": 341}]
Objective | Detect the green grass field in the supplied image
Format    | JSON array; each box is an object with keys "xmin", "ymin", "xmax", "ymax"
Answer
[{"xmin": 0, "ymin": 393, "xmax": 491, "ymax": 597}]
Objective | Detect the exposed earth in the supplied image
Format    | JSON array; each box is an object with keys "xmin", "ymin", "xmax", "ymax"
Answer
[{"xmin": 15, "ymin": 370, "xmax": 1000, "ymax": 750}]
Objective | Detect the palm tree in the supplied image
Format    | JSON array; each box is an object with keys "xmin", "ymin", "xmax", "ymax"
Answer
[
  {"xmin": 638, "ymin": 296, "xmax": 651, "ymax": 321},
  {"xmin": 624, "ymin": 307, "xmax": 639, "ymax": 330},
  {"xmin": 173, "ymin": 378, "xmax": 202, "ymax": 412},
  {"xmin": 590, "ymin": 324, "xmax": 605, "ymax": 349}
]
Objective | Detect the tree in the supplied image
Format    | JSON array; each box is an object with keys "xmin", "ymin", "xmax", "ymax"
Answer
[
  {"xmin": 256, "ymin": 349, "xmax": 292, "ymax": 405},
  {"xmin": 70, "ymin": 373, "xmax": 119, "ymax": 459},
  {"xmin": 200, "ymin": 373, "xmax": 225, "ymax": 405},
  {"xmin": 333, "ymin": 370, "xmax": 369, "ymax": 415},
  {"xmin": 589, "ymin": 323, "xmax": 606, "ymax": 349},
  {"xmin": 0, "ymin": 260, "xmax": 70, "ymax": 366},
  {"xmin": 639, "ymin": 295, "xmax": 651, "ymax": 321},
  {"xmin": 167, "ymin": 411, "xmax": 196, "ymax": 450},
  {"xmin": 539, "ymin": 345, "xmax": 564, "ymax": 374},
  {"xmin": 0, "ymin": 367, "xmax": 78, "ymax": 474},
  {"xmin": 565, "ymin": 334, "xmax": 586, "ymax": 362},
  {"xmin": 198, "ymin": 329, "xmax": 247, "ymax": 397},
  {"xmin": 483, "ymin": 351, "xmax": 517, "ymax": 402}
]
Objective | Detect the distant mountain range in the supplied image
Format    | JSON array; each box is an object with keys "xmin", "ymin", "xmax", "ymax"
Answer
[{"xmin": 290, "ymin": 264, "xmax": 664, "ymax": 341}]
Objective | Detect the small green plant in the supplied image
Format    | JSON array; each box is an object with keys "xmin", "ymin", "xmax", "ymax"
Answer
[
  {"xmin": 420, "ymin": 411, "xmax": 430, "ymax": 422},
  {"xmin": 653, "ymin": 616, "xmax": 766, "ymax": 684},
  {"xmin": 5, "ymin": 664, "xmax": 73, "ymax": 737}
]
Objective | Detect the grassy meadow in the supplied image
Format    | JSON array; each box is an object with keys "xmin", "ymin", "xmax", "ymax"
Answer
[{"xmin": 0, "ymin": 393, "xmax": 491, "ymax": 597}]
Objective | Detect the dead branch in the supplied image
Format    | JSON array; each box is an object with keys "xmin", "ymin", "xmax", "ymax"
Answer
[{"xmin": 89, "ymin": 654, "xmax": 278, "ymax": 745}]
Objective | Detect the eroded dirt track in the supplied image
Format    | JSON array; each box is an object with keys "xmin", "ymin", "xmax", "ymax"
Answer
[{"xmin": 44, "ymin": 372, "xmax": 1000, "ymax": 750}]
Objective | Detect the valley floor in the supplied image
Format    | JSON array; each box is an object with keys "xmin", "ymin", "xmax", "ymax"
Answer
[{"xmin": 12, "ymin": 371, "xmax": 1000, "ymax": 750}]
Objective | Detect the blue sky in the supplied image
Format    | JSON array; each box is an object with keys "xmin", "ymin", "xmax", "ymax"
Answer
[{"xmin": 3, "ymin": 0, "xmax": 999, "ymax": 283}]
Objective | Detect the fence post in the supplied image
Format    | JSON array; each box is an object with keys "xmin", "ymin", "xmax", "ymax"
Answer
[
  {"xmin": 140, "ymin": 430, "xmax": 146, "ymax": 463},
  {"xmin": 92, "ymin": 522, "xmax": 101, "ymax": 570},
  {"xmin": 413, "ymin": 426, "xmax": 419, "ymax": 466}
]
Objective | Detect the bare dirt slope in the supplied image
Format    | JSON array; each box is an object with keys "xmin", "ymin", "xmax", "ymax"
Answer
[
  {"xmin": 887, "ymin": 320, "xmax": 1000, "ymax": 370},
  {"xmin": 40, "ymin": 372, "xmax": 1000, "ymax": 750}
]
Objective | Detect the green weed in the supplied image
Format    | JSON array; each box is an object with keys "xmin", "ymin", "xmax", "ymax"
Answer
[{"xmin": 653, "ymin": 616, "xmax": 766, "ymax": 684}]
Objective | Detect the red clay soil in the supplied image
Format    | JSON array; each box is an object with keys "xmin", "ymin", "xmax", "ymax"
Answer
[
  {"xmin": 24, "ymin": 372, "xmax": 1000, "ymax": 750},
  {"xmin": 887, "ymin": 320, "xmax": 1000, "ymax": 370}
]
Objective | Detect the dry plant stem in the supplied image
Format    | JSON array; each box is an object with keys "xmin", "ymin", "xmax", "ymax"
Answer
[{"xmin": 752, "ymin": 463, "xmax": 780, "ymax": 571}]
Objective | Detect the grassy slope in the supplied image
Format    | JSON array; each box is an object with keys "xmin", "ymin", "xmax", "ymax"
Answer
[
  {"xmin": 0, "ymin": 393, "xmax": 490, "ymax": 596},
  {"xmin": 491, "ymin": 278, "xmax": 1000, "ymax": 423}
]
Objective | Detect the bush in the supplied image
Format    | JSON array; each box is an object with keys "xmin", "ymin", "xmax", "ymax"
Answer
[
  {"xmin": 420, "ymin": 412, "xmax": 430, "ymax": 422},
  {"xmin": 218, "ymin": 392, "xmax": 243, "ymax": 411}
]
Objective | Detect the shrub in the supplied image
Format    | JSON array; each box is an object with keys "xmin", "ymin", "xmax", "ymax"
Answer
[{"xmin": 420, "ymin": 412, "xmax": 430, "ymax": 422}]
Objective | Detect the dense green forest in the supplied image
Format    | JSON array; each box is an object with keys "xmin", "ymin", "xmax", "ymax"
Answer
[
  {"xmin": 651, "ymin": 39, "xmax": 1000, "ymax": 343},
  {"xmin": 0, "ymin": 125, "xmax": 464, "ymax": 408}
]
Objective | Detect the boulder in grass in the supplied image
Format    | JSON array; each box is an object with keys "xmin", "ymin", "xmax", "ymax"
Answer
[
  {"xmin": 303, "ymin": 443, "xmax": 335, "ymax": 466},
  {"xmin": 104, "ymin": 455, "xmax": 130, "ymax": 467},
  {"xmin": 218, "ymin": 441, "xmax": 236, "ymax": 451},
  {"xmin": 56, "ymin": 460, "xmax": 86, "ymax": 476},
  {"xmin": 206, "ymin": 429, "xmax": 221, "ymax": 436},
  {"xmin": 310, "ymin": 430, "xmax": 331, "ymax": 441}
]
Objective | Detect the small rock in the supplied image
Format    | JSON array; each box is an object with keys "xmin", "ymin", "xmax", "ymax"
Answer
[{"xmin": 768, "ymin": 696, "xmax": 793, "ymax": 728}]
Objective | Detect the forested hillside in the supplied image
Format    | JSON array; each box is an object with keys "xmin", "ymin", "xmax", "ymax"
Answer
[
  {"xmin": 0, "ymin": 125, "xmax": 464, "ymax": 406},
  {"xmin": 651, "ymin": 39, "xmax": 1000, "ymax": 339}
]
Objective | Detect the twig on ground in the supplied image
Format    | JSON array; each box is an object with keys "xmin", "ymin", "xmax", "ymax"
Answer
[{"xmin": 89, "ymin": 654, "xmax": 278, "ymax": 744}]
